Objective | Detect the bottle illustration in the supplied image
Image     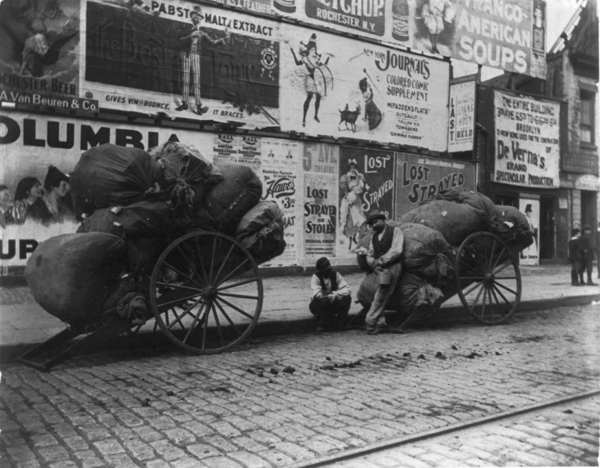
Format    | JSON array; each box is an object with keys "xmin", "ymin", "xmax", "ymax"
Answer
[
  {"xmin": 273, "ymin": 0, "xmax": 296, "ymax": 14},
  {"xmin": 392, "ymin": 0, "xmax": 410, "ymax": 42}
]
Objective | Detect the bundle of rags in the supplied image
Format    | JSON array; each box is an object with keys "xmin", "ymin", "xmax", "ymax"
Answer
[{"xmin": 235, "ymin": 201, "xmax": 286, "ymax": 266}]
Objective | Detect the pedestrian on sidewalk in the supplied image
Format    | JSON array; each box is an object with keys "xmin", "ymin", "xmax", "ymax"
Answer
[
  {"xmin": 309, "ymin": 257, "xmax": 352, "ymax": 331},
  {"xmin": 596, "ymin": 222, "xmax": 600, "ymax": 279},
  {"xmin": 579, "ymin": 224, "xmax": 598, "ymax": 286},
  {"xmin": 568, "ymin": 227, "xmax": 582, "ymax": 286},
  {"xmin": 364, "ymin": 210, "xmax": 403, "ymax": 335}
]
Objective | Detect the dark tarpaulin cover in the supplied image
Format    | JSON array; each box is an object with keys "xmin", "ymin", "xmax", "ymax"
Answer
[{"xmin": 236, "ymin": 200, "xmax": 286, "ymax": 265}]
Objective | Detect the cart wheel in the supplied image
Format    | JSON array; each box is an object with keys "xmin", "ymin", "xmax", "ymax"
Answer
[
  {"xmin": 149, "ymin": 231, "xmax": 263, "ymax": 354},
  {"xmin": 455, "ymin": 232, "xmax": 521, "ymax": 325}
]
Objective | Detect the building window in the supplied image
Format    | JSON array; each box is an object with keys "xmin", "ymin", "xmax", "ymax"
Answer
[{"xmin": 580, "ymin": 90, "xmax": 595, "ymax": 145}]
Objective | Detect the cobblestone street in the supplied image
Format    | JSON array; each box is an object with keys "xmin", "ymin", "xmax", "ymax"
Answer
[{"xmin": 1, "ymin": 304, "xmax": 599, "ymax": 467}]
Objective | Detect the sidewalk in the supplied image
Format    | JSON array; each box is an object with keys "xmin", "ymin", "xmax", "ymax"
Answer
[{"xmin": 1, "ymin": 264, "xmax": 599, "ymax": 364}]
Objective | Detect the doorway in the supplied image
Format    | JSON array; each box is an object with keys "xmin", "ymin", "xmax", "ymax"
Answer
[{"xmin": 539, "ymin": 197, "xmax": 555, "ymax": 260}]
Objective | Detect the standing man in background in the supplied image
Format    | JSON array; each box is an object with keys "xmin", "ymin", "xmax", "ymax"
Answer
[
  {"xmin": 579, "ymin": 224, "xmax": 597, "ymax": 286},
  {"xmin": 364, "ymin": 210, "xmax": 403, "ymax": 335}
]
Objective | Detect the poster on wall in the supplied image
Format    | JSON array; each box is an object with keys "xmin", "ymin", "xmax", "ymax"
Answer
[
  {"xmin": 518, "ymin": 198, "xmax": 539, "ymax": 265},
  {"xmin": 393, "ymin": 153, "xmax": 476, "ymax": 219},
  {"xmin": 271, "ymin": 0, "xmax": 387, "ymax": 41},
  {"xmin": 83, "ymin": 0, "xmax": 280, "ymax": 128},
  {"xmin": 492, "ymin": 91, "xmax": 560, "ymax": 189},
  {"xmin": 448, "ymin": 76, "xmax": 476, "ymax": 153},
  {"xmin": 336, "ymin": 146, "xmax": 394, "ymax": 257},
  {"xmin": 0, "ymin": 111, "xmax": 214, "ymax": 273},
  {"xmin": 207, "ymin": 0, "xmax": 273, "ymax": 16},
  {"xmin": 302, "ymin": 143, "xmax": 339, "ymax": 262},
  {"xmin": 405, "ymin": 0, "xmax": 546, "ymax": 79},
  {"xmin": 280, "ymin": 25, "xmax": 450, "ymax": 152},
  {"xmin": 0, "ymin": 0, "xmax": 98, "ymax": 111},
  {"xmin": 258, "ymin": 138, "xmax": 301, "ymax": 267},
  {"xmin": 272, "ymin": 0, "xmax": 545, "ymax": 79},
  {"xmin": 212, "ymin": 134, "xmax": 262, "ymax": 170}
]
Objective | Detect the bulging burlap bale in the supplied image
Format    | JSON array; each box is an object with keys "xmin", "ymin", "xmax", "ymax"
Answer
[
  {"xmin": 71, "ymin": 144, "xmax": 162, "ymax": 216},
  {"xmin": 435, "ymin": 187, "xmax": 497, "ymax": 224},
  {"xmin": 149, "ymin": 141, "xmax": 223, "ymax": 211},
  {"xmin": 77, "ymin": 201, "xmax": 174, "ymax": 238},
  {"xmin": 490, "ymin": 205, "xmax": 535, "ymax": 251},
  {"xmin": 195, "ymin": 162, "xmax": 263, "ymax": 235},
  {"xmin": 399, "ymin": 200, "xmax": 487, "ymax": 246},
  {"xmin": 25, "ymin": 233, "xmax": 128, "ymax": 327},
  {"xmin": 398, "ymin": 272, "xmax": 444, "ymax": 313},
  {"xmin": 400, "ymin": 223, "xmax": 453, "ymax": 280},
  {"xmin": 235, "ymin": 201, "xmax": 286, "ymax": 266}
]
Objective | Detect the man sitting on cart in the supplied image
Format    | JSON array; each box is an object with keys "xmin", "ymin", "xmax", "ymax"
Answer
[
  {"xmin": 364, "ymin": 210, "xmax": 404, "ymax": 335},
  {"xmin": 309, "ymin": 257, "xmax": 352, "ymax": 331}
]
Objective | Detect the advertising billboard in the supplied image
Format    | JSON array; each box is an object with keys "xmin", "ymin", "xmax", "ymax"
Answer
[
  {"xmin": 493, "ymin": 91, "xmax": 560, "ymax": 189},
  {"xmin": 280, "ymin": 25, "xmax": 450, "ymax": 152},
  {"xmin": 272, "ymin": 0, "xmax": 546, "ymax": 79},
  {"xmin": 83, "ymin": 0, "xmax": 280, "ymax": 128},
  {"xmin": 393, "ymin": 153, "xmax": 476, "ymax": 219}
]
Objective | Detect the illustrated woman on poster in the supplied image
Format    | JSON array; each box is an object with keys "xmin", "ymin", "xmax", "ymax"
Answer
[
  {"xmin": 286, "ymin": 33, "xmax": 333, "ymax": 127},
  {"xmin": 359, "ymin": 76, "xmax": 382, "ymax": 131},
  {"xmin": 420, "ymin": 0, "xmax": 455, "ymax": 54},
  {"xmin": 29, "ymin": 165, "xmax": 74, "ymax": 226},
  {"xmin": 10, "ymin": 177, "xmax": 44, "ymax": 224},
  {"xmin": 339, "ymin": 159, "xmax": 367, "ymax": 249}
]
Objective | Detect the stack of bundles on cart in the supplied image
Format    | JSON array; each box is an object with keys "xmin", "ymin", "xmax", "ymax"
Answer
[
  {"xmin": 235, "ymin": 201, "xmax": 286, "ymax": 266},
  {"xmin": 355, "ymin": 222, "xmax": 452, "ymax": 316},
  {"xmin": 399, "ymin": 199, "xmax": 488, "ymax": 246},
  {"xmin": 25, "ymin": 233, "xmax": 136, "ymax": 328},
  {"xmin": 148, "ymin": 141, "xmax": 223, "ymax": 213}
]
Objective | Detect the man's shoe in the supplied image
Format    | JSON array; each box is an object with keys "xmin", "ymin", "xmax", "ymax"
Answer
[
  {"xmin": 176, "ymin": 103, "xmax": 188, "ymax": 111},
  {"xmin": 195, "ymin": 106, "xmax": 209, "ymax": 115},
  {"xmin": 588, "ymin": 281, "xmax": 598, "ymax": 286},
  {"xmin": 572, "ymin": 282, "xmax": 579, "ymax": 286},
  {"xmin": 366, "ymin": 328, "xmax": 379, "ymax": 335}
]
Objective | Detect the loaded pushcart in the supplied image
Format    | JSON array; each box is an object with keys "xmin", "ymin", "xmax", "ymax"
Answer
[
  {"xmin": 395, "ymin": 230, "xmax": 523, "ymax": 332},
  {"xmin": 19, "ymin": 228, "xmax": 266, "ymax": 371}
]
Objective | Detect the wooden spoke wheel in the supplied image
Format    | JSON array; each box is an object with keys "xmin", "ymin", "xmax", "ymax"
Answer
[
  {"xmin": 149, "ymin": 231, "xmax": 263, "ymax": 354},
  {"xmin": 455, "ymin": 232, "xmax": 521, "ymax": 325}
]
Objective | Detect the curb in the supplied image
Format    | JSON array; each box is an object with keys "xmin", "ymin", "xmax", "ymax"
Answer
[{"xmin": 1, "ymin": 293, "xmax": 599, "ymax": 367}]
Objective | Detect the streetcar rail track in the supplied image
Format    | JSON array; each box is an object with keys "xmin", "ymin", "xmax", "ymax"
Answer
[{"xmin": 288, "ymin": 389, "xmax": 600, "ymax": 468}]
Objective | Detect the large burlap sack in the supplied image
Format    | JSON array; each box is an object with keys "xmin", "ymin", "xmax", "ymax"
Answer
[
  {"xmin": 235, "ymin": 201, "xmax": 286, "ymax": 265},
  {"xmin": 400, "ymin": 200, "xmax": 487, "ymax": 246},
  {"xmin": 149, "ymin": 141, "xmax": 223, "ymax": 211},
  {"xmin": 71, "ymin": 144, "xmax": 163, "ymax": 216},
  {"xmin": 400, "ymin": 223, "xmax": 453, "ymax": 280},
  {"xmin": 77, "ymin": 201, "xmax": 173, "ymax": 238},
  {"xmin": 355, "ymin": 221, "xmax": 452, "ymax": 280},
  {"xmin": 435, "ymin": 187, "xmax": 497, "ymax": 224},
  {"xmin": 25, "ymin": 233, "xmax": 129, "ymax": 327},
  {"xmin": 490, "ymin": 205, "xmax": 535, "ymax": 251},
  {"xmin": 195, "ymin": 162, "xmax": 263, "ymax": 235},
  {"xmin": 398, "ymin": 272, "xmax": 444, "ymax": 314}
]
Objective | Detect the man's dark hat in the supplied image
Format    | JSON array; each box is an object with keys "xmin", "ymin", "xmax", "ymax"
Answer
[
  {"xmin": 583, "ymin": 224, "xmax": 592, "ymax": 231},
  {"xmin": 525, "ymin": 203, "xmax": 532, "ymax": 213},
  {"xmin": 366, "ymin": 210, "xmax": 386, "ymax": 226},
  {"xmin": 316, "ymin": 257, "xmax": 330, "ymax": 271},
  {"xmin": 190, "ymin": 5, "xmax": 204, "ymax": 18}
]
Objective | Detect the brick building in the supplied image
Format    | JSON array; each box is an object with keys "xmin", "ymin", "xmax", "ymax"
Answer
[{"xmin": 477, "ymin": 0, "xmax": 599, "ymax": 263}]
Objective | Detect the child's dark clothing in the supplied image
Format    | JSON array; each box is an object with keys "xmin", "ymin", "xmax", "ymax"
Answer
[
  {"xmin": 579, "ymin": 232, "xmax": 597, "ymax": 285},
  {"xmin": 568, "ymin": 235, "xmax": 582, "ymax": 285}
]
